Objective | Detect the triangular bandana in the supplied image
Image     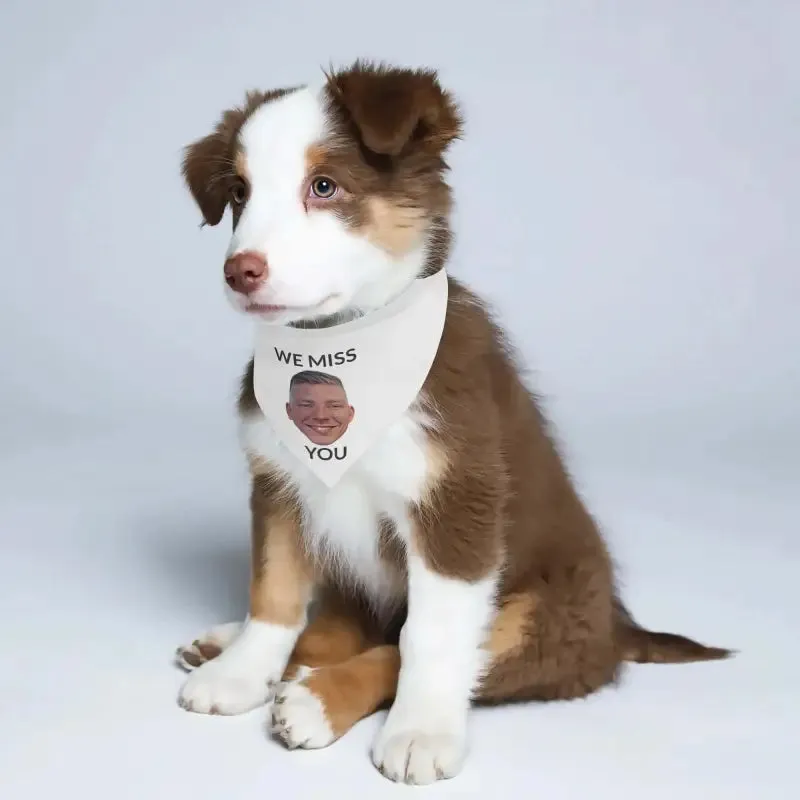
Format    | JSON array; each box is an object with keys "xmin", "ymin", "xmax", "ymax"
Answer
[{"xmin": 252, "ymin": 269, "xmax": 449, "ymax": 487}]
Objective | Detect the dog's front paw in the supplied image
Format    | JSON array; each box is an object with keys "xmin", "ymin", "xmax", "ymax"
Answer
[
  {"xmin": 371, "ymin": 710, "xmax": 467, "ymax": 785},
  {"xmin": 174, "ymin": 621, "xmax": 243, "ymax": 671},
  {"xmin": 372, "ymin": 729, "xmax": 466, "ymax": 785},
  {"xmin": 178, "ymin": 658, "xmax": 275, "ymax": 715}
]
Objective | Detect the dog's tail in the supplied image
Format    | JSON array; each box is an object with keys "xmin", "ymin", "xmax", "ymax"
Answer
[{"xmin": 614, "ymin": 598, "xmax": 733, "ymax": 664}]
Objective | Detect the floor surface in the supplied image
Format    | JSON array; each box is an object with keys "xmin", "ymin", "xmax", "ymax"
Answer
[{"xmin": 1, "ymin": 421, "xmax": 797, "ymax": 799}]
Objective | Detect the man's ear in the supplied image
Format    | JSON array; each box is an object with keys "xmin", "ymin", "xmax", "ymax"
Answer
[
  {"xmin": 181, "ymin": 106, "xmax": 247, "ymax": 227},
  {"xmin": 325, "ymin": 60, "xmax": 463, "ymax": 157}
]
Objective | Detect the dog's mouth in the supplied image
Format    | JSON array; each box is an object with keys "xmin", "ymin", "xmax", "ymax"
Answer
[
  {"xmin": 244, "ymin": 294, "xmax": 338, "ymax": 316},
  {"xmin": 245, "ymin": 303, "xmax": 290, "ymax": 314},
  {"xmin": 242, "ymin": 293, "xmax": 358, "ymax": 327}
]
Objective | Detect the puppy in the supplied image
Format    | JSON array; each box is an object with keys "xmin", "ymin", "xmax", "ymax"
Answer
[{"xmin": 175, "ymin": 60, "xmax": 730, "ymax": 785}]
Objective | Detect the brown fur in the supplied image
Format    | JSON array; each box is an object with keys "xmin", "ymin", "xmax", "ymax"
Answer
[
  {"xmin": 273, "ymin": 646, "xmax": 401, "ymax": 744},
  {"xmin": 301, "ymin": 647, "xmax": 401, "ymax": 738},
  {"xmin": 363, "ymin": 196, "xmax": 429, "ymax": 256},
  {"xmin": 249, "ymin": 488, "xmax": 312, "ymax": 626},
  {"xmin": 182, "ymin": 60, "xmax": 731, "ymax": 750},
  {"xmin": 281, "ymin": 596, "xmax": 374, "ymax": 679},
  {"xmin": 325, "ymin": 60, "xmax": 462, "ymax": 157},
  {"xmin": 484, "ymin": 593, "xmax": 538, "ymax": 662},
  {"xmin": 182, "ymin": 87, "xmax": 299, "ymax": 227}
]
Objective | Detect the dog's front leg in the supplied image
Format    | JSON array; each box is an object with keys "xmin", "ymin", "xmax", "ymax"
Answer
[
  {"xmin": 179, "ymin": 493, "xmax": 312, "ymax": 715},
  {"xmin": 371, "ymin": 477, "xmax": 503, "ymax": 785}
]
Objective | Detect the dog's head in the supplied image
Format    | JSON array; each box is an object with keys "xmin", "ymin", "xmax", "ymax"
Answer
[{"xmin": 182, "ymin": 60, "xmax": 462, "ymax": 326}]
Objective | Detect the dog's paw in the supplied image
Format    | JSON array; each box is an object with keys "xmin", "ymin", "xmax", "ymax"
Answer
[
  {"xmin": 371, "ymin": 712, "xmax": 467, "ymax": 785},
  {"xmin": 270, "ymin": 668, "xmax": 336, "ymax": 750},
  {"xmin": 372, "ymin": 730, "xmax": 466, "ymax": 785},
  {"xmin": 174, "ymin": 621, "xmax": 243, "ymax": 672},
  {"xmin": 178, "ymin": 657, "xmax": 275, "ymax": 715}
]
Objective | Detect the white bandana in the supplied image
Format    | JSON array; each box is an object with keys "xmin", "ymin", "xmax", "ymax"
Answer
[{"xmin": 252, "ymin": 269, "xmax": 448, "ymax": 487}]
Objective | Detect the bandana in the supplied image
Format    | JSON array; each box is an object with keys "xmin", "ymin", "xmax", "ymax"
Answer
[{"xmin": 252, "ymin": 269, "xmax": 449, "ymax": 487}]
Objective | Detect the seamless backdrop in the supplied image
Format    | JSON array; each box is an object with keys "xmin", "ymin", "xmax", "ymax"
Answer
[{"xmin": 1, "ymin": 2, "xmax": 798, "ymax": 799}]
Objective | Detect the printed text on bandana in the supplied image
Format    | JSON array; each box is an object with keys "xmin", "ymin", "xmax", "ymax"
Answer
[
  {"xmin": 274, "ymin": 347, "xmax": 357, "ymax": 368},
  {"xmin": 252, "ymin": 269, "xmax": 449, "ymax": 488}
]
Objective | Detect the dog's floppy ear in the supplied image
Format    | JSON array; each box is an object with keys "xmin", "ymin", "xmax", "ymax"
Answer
[
  {"xmin": 325, "ymin": 61, "xmax": 463, "ymax": 157},
  {"xmin": 181, "ymin": 105, "xmax": 249, "ymax": 227}
]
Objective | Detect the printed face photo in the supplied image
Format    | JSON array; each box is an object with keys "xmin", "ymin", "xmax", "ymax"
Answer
[{"xmin": 286, "ymin": 371, "xmax": 355, "ymax": 446}]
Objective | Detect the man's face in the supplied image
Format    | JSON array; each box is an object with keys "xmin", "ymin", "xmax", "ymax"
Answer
[{"xmin": 286, "ymin": 382, "xmax": 355, "ymax": 445}]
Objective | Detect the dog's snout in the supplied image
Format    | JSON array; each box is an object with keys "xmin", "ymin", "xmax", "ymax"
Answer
[{"xmin": 224, "ymin": 251, "xmax": 268, "ymax": 295}]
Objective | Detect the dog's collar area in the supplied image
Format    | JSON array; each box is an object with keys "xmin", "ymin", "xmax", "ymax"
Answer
[
  {"xmin": 285, "ymin": 271, "xmax": 442, "ymax": 332},
  {"xmin": 288, "ymin": 307, "xmax": 367, "ymax": 330}
]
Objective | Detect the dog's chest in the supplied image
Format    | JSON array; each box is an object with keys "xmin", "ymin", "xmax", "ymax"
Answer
[{"xmin": 240, "ymin": 407, "xmax": 434, "ymax": 602}]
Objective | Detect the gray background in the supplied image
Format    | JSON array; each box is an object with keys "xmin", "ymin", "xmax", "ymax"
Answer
[
  {"xmin": 1, "ymin": 2, "xmax": 797, "ymax": 799},
  {"xmin": 3, "ymin": 0, "xmax": 797, "ymax": 459}
]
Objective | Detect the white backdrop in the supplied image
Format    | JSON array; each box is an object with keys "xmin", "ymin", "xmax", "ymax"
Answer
[{"xmin": 1, "ymin": 2, "xmax": 798, "ymax": 799}]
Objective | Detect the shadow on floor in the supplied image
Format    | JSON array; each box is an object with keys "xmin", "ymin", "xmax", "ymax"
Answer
[{"xmin": 134, "ymin": 508, "xmax": 251, "ymax": 623}]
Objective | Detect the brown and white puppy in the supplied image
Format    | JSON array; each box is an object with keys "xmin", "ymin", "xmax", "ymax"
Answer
[{"xmin": 175, "ymin": 60, "xmax": 731, "ymax": 785}]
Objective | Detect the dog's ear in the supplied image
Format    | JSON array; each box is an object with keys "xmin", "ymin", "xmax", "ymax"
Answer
[
  {"xmin": 181, "ymin": 105, "xmax": 249, "ymax": 227},
  {"xmin": 325, "ymin": 61, "xmax": 463, "ymax": 157}
]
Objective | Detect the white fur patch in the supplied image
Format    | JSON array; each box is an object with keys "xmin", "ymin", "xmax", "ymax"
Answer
[
  {"xmin": 225, "ymin": 85, "xmax": 427, "ymax": 324},
  {"xmin": 239, "ymin": 402, "xmax": 437, "ymax": 612},
  {"xmin": 371, "ymin": 553, "xmax": 498, "ymax": 784},
  {"xmin": 373, "ymin": 731, "xmax": 466, "ymax": 785},
  {"xmin": 178, "ymin": 618, "xmax": 301, "ymax": 715},
  {"xmin": 271, "ymin": 672, "xmax": 335, "ymax": 750}
]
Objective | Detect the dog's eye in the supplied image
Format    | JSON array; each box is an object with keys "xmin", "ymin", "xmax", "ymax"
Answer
[
  {"xmin": 310, "ymin": 177, "xmax": 337, "ymax": 199},
  {"xmin": 230, "ymin": 181, "xmax": 247, "ymax": 205}
]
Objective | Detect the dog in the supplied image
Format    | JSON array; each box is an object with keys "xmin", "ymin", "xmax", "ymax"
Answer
[{"xmin": 174, "ymin": 60, "xmax": 731, "ymax": 785}]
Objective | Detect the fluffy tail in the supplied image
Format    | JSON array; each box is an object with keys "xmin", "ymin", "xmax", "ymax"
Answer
[{"xmin": 614, "ymin": 599, "xmax": 733, "ymax": 664}]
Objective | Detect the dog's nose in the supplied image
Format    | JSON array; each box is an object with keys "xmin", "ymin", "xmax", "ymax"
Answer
[{"xmin": 224, "ymin": 251, "xmax": 268, "ymax": 295}]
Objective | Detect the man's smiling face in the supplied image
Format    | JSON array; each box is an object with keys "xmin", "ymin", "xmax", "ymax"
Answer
[{"xmin": 286, "ymin": 380, "xmax": 355, "ymax": 446}]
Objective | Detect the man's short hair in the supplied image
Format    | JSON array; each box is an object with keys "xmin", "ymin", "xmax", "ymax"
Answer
[{"xmin": 289, "ymin": 370, "xmax": 344, "ymax": 394}]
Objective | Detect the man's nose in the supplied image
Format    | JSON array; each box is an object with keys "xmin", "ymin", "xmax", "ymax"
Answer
[{"xmin": 224, "ymin": 251, "xmax": 268, "ymax": 295}]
